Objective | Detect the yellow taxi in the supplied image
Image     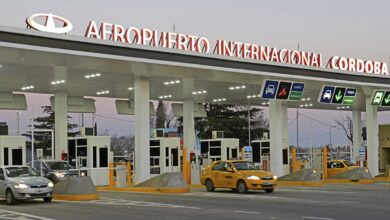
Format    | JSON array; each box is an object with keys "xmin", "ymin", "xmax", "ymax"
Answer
[
  {"xmin": 327, "ymin": 159, "xmax": 359, "ymax": 177},
  {"xmin": 200, "ymin": 160, "xmax": 277, "ymax": 193}
]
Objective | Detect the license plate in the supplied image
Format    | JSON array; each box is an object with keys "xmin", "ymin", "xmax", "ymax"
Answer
[{"xmin": 263, "ymin": 182, "xmax": 273, "ymax": 186}]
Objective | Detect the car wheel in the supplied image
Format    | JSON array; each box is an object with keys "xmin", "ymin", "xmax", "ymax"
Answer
[
  {"xmin": 6, "ymin": 189, "xmax": 16, "ymax": 205},
  {"xmin": 265, "ymin": 189, "xmax": 274, "ymax": 193},
  {"xmin": 44, "ymin": 197, "xmax": 52, "ymax": 203},
  {"xmin": 205, "ymin": 179, "xmax": 215, "ymax": 192},
  {"xmin": 236, "ymin": 180, "xmax": 248, "ymax": 194}
]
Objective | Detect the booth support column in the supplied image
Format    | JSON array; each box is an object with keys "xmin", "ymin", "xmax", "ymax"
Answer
[
  {"xmin": 352, "ymin": 109, "xmax": 362, "ymax": 163},
  {"xmin": 365, "ymin": 96, "xmax": 379, "ymax": 176},
  {"xmin": 183, "ymin": 99, "xmax": 198, "ymax": 184},
  {"xmin": 134, "ymin": 78, "xmax": 150, "ymax": 183},
  {"xmin": 54, "ymin": 91, "xmax": 68, "ymax": 160},
  {"xmin": 269, "ymin": 100, "xmax": 284, "ymax": 177}
]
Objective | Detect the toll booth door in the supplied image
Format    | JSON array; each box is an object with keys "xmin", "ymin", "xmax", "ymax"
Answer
[
  {"xmin": 11, "ymin": 149, "xmax": 23, "ymax": 165},
  {"xmin": 99, "ymin": 147, "xmax": 108, "ymax": 167}
]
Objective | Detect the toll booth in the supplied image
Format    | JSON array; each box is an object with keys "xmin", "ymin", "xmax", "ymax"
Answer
[
  {"xmin": 0, "ymin": 136, "xmax": 26, "ymax": 166},
  {"xmin": 68, "ymin": 136, "xmax": 111, "ymax": 186},
  {"xmin": 149, "ymin": 137, "xmax": 181, "ymax": 176},
  {"xmin": 200, "ymin": 138, "xmax": 239, "ymax": 166},
  {"xmin": 251, "ymin": 139, "xmax": 289, "ymax": 173}
]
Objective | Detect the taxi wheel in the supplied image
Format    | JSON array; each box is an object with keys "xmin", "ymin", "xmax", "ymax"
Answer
[
  {"xmin": 6, "ymin": 189, "xmax": 16, "ymax": 205},
  {"xmin": 236, "ymin": 180, "xmax": 248, "ymax": 194},
  {"xmin": 205, "ymin": 179, "xmax": 215, "ymax": 192},
  {"xmin": 265, "ymin": 189, "xmax": 274, "ymax": 193}
]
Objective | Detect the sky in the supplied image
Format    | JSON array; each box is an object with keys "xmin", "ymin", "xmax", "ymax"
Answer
[{"xmin": 0, "ymin": 0, "xmax": 389, "ymax": 147}]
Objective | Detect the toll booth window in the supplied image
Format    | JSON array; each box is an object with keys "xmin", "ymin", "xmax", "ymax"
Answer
[
  {"xmin": 253, "ymin": 145, "xmax": 260, "ymax": 163},
  {"xmin": 226, "ymin": 147, "xmax": 230, "ymax": 160},
  {"xmin": 150, "ymin": 147, "xmax": 160, "ymax": 156},
  {"xmin": 77, "ymin": 147, "xmax": 87, "ymax": 157},
  {"xmin": 210, "ymin": 141, "xmax": 221, "ymax": 147},
  {"xmin": 4, "ymin": 148, "xmax": 8, "ymax": 166},
  {"xmin": 99, "ymin": 148, "xmax": 108, "ymax": 167},
  {"xmin": 150, "ymin": 140, "xmax": 160, "ymax": 146},
  {"xmin": 201, "ymin": 142, "xmax": 209, "ymax": 154},
  {"xmin": 262, "ymin": 142, "xmax": 270, "ymax": 148},
  {"xmin": 68, "ymin": 140, "xmax": 76, "ymax": 166},
  {"xmin": 93, "ymin": 147, "xmax": 97, "ymax": 168},
  {"xmin": 209, "ymin": 148, "xmax": 221, "ymax": 156},
  {"xmin": 12, "ymin": 149, "xmax": 23, "ymax": 165},
  {"xmin": 77, "ymin": 139, "xmax": 87, "ymax": 146},
  {"xmin": 165, "ymin": 147, "xmax": 169, "ymax": 166},
  {"xmin": 282, "ymin": 149, "xmax": 288, "ymax": 165},
  {"xmin": 231, "ymin": 149, "xmax": 237, "ymax": 158},
  {"xmin": 171, "ymin": 148, "xmax": 179, "ymax": 166}
]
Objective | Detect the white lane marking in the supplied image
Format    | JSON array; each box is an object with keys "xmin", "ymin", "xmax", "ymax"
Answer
[
  {"xmin": 234, "ymin": 210, "xmax": 261, "ymax": 214},
  {"xmin": 0, "ymin": 209, "xmax": 55, "ymax": 220},
  {"xmin": 302, "ymin": 216, "xmax": 334, "ymax": 220},
  {"xmin": 90, "ymin": 198, "xmax": 201, "ymax": 210}
]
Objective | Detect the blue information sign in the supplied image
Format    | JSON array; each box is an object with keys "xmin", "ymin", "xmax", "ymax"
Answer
[
  {"xmin": 291, "ymin": 83, "xmax": 305, "ymax": 92},
  {"xmin": 261, "ymin": 80, "xmax": 279, "ymax": 99},
  {"xmin": 318, "ymin": 86, "xmax": 335, "ymax": 103}
]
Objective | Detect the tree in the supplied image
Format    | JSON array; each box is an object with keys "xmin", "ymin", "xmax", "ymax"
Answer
[
  {"xmin": 335, "ymin": 115, "xmax": 353, "ymax": 144},
  {"xmin": 153, "ymin": 101, "xmax": 177, "ymax": 129},
  {"xmin": 24, "ymin": 105, "xmax": 78, "ymax": 156},
  {"xmin": 178, "ymin": 104, "xmax": 269, "ymax": 147}
]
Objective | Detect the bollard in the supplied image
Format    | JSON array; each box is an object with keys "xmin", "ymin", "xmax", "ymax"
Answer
[
  {"xmin": 109, "ymin": 162, "xmax": 115, "ymax": 188},
  {"xmin": 126, "ymin": 162, "xmax": 132, "ymax": 185},
  {"xmin": 291, "ymin": 147, "xmax": 297, "ymax": 172},
  {"xmin": 323, "ymin": 146, "xmax": 328, "ymax": 179}
]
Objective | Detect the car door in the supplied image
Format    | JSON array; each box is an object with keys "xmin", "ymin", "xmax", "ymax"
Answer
[
  {"xmin": 0, "ymin": 169, "xmax": 5, "ymax": 197},
  {"xmin": 219, "ymin": 162, "xmax": 235, "ymax": 188},
  {"xmin": 211, "ymin": 162, "xmax": 225, "ymax": 187}
]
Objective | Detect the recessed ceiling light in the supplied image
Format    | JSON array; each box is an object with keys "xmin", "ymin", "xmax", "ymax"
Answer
[
  {"xmin": 84, "ymin": 73, "xmax": 101, "ymax": 79},
  {"xmin": 229, "ymin": 85, "xmax": 246, "ymax": 91},
  {"xmin": 128, "ymin": 87, "xmax": 134, "ymax": 91},
  {"xmin": 213, "ymin": 98, "xmax": 226, "ymax": 102},
  {"xmin": 96, "ymin": 90, "xmax": 109, "ymax": 95},
  {"xmin": 51, "ymin": 80, "xmax": 65, "ymax": 85},
  {"xmin": 192, "ymin": 90, "xmax": 207, "ymax": 95},
  {"xmin": 0, "ymin": 64, "xmax": 2, "ymax": 68},
  {"xmin": 164, "ymin": 80, "xmax": 180, "ymax": 86},
  {"xmin": 21, "ymin": 85, "xmax": 34, "ymax": 91},
  {"xmin": 159, "ymin": 94, "xmax": 172, "ymax": 99}
]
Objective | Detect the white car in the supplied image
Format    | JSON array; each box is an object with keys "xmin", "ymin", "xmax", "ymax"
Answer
[
  {"xmin": 0, "ymin": 166, "xmax": 53, "ymax": 205},
  {"xmin": 323, "ymin": 90, "xmax": 332, "ymax": 99}
]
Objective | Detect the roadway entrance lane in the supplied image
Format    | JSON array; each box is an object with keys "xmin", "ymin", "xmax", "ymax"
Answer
[{"xmin": 0, "ymin": 183, "xmax": 389, "ymax": 220}]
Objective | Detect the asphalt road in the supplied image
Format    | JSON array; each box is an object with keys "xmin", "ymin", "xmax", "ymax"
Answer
[{"xmin": 1, "ymin": 183, "xmax": 390, "ymax": 220}]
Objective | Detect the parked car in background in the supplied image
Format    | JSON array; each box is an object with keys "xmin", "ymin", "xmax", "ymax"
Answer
[
  {"xmin": 200, "ymin": 160, "xmax": 277, "ymax": 193},
  {"xmin": 0, "ymin": 166, "xmax": 53, "ymax": 205},
  {"xmin": 327, "ymin": 160, "xmax": 359, "ymax": 177},
  {"xmin": 27, "ymin": 160, "xmax": 78, "ymax": 184}
]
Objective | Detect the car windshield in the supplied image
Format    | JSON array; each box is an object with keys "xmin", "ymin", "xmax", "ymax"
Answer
[
  {"xmin": 343, "ymin": 160, "xmax": 355, "ymax": 167},
  {"xmin": 5, "ymin": 167, "xmax": 38, "ymax": 177},
  {"xmin": 45, "ymin": 161, "xmax": 73, "ymax": 170},
  {"xmin": 233, "ymin": 162, "xmax": 259, "ymax": 170}
]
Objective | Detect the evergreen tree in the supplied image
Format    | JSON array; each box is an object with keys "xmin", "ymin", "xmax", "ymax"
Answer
[
  {"xmin": 155, "ymin": 101, "xmax": 166, "ymax": 128},
  {"xmin": 24, "ymin": 105, "xmax": 78, "ymax": 156}
]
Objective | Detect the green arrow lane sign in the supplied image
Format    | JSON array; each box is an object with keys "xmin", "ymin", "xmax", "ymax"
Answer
[
  {"xmin": 335, "ymin": 90, "xmax": 343, "ymax": 101},
  {"xmin": 371, "ymin": 91, "xmax": 385, "ymax": 105},
  {"xmin": 331, "ymin": 87, "xmax": 345, "ymax": 104},
  {"xmin": 381, "ymin": 91, "xmax": 390, "ymax": 107}
]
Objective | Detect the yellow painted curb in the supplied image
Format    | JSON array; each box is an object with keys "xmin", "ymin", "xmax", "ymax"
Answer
[
  {"xmin": 97, "ymin": 187, "xmax": 190, "ymax": 194},
  {"xmin": 190, "ymin": 184, "xmax": 204, "ymax": 189},
  {"xmin": 277, "ymin": 181, "xmax": 323, "ymax": 187},
  {"xmin": 374, "ymin": 177, "xmax": 389, "ymax": 182},
  {"xmin": 323, "ymin": 179, "xmax": 375, "ymax": 184},
  {"xmin": 53, "ymin": 194, "xmax": 99, "ymax": 201}
]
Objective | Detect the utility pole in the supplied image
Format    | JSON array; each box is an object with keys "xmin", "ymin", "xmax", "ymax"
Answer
[{"xmin": 16, "ymin": 112, "xmax": 20, "ymax": 135}]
